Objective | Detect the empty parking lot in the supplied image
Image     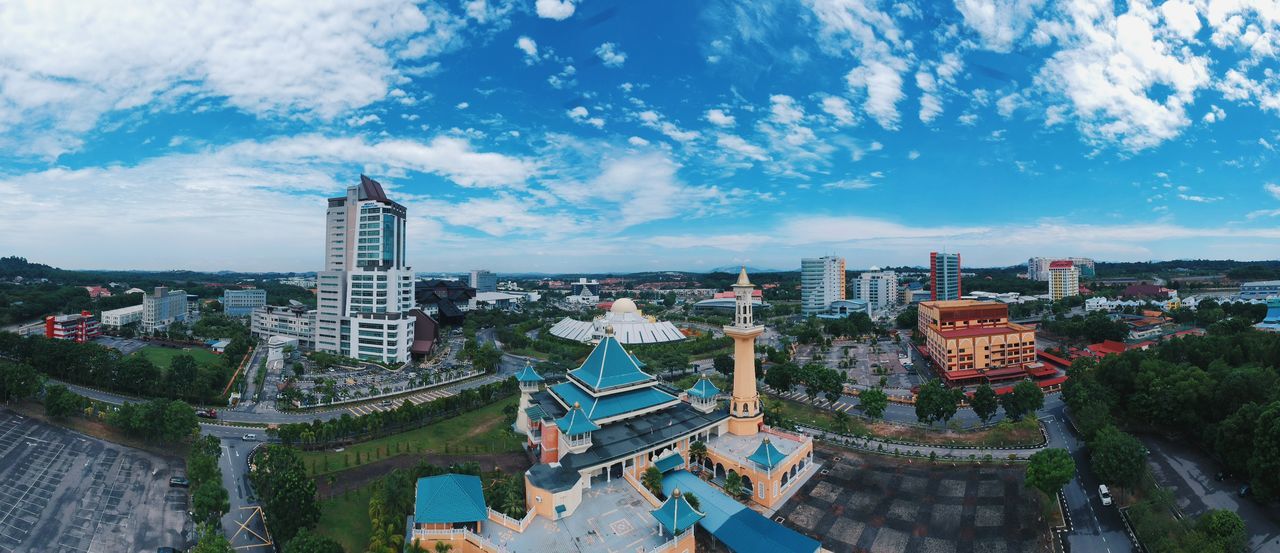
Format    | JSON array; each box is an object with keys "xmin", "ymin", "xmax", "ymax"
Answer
[
  {"xmin": 0, "ymin": 410, "xmax": 189, "ymax": 553},
  {"xmin": 775, "ymin": 444, "xmax": 1050, "ymax": 553}
]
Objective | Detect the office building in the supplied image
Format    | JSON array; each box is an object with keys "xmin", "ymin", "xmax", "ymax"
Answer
[
  {"xmin": 1028, "ymin": 257, "xmax": 1096, "ymax": 281},
  {"xmin": 315, "ymin": 176, "xmax": 421, "ymax": 364},
  {"xmin": 851, "ymin": 268, "xmax": 898, "ymax": 313},
  {"xmin": 469, "ymin": 269, "xmax": 497, "ymax": 293},
  {"xmin": 917, "ymin": 300, "xmax": 1037, "ymax": 385},
  {"xmin": 251, "ymin": 303, "xmax": 317, "ymax": 349},
  {"xmin": 930, "ymin": 252, "xmax": 961, "ymax": 301},
  {"xmin": 1241, "ymin": 280, "xmax": 1280, "ymax": 300},
  {"xmin": 100, "ymin": 304, "xmax": 144, "ymax": 328},
  {"xmin": 142, "ymin": 286, "xmax": 189, "ymax": 332},
  {"xmin": 1048, "ymin": 260, "xmax": 1080, "ymax": 301},
  {"xmin": 800, "ymin": 256, "xmax": 845, "ymax": 315},
  {"xmin": 571, "ymin": 277, "xmax": 601, "ymax": 297},
  {"xmin": 222, "ymin": 288, "xmax": 267, "ymax": 317},
  {"xmin": 45, "ymin": 311, "xmax": 100, "ymax": 343}
]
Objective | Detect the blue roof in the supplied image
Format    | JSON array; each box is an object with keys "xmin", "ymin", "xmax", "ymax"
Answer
[
  {"xmin": 687, "ymin": 377, "xmax": 721, "ymax": 400},
  {"xmin": 662, "ymin": 470, "xmax": 819, "ymax": 553},
  {"xmin": 554, "ymin": 403, "xmax": 600, "ymax": 435},
  {"xmin": 515, "ymin": 362, "xmax": 544, "ymax": 383},
  {"xmin": 747, "ymin": 438, "xmax": 786, "ymax": 470},
  {"xmin": 654, "ymin": 453, "xmax": 685, "ymax": 473},
  {"xmin": 550, "ymin": 381, "xmax": 677, "ymax": 422},
  {"xmin": 650, "ymin": 489, "xmax": 704, "ymax": 535},
  {"xmin": 569, "ymin": 336, "xmax": 654, "ymax": 392},
  {"xmin": 414, "ymin": 474, "xmax": 487, "ymax": 524}
]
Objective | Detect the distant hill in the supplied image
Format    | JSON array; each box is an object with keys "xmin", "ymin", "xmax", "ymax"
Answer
[{"xmin": 707, "ymin": 265, "xmax": 786, "ymax": 274}]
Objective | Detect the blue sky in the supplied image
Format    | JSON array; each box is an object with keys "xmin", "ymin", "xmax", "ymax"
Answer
[{"xmin": 1, "ymin": 0, "xmax": 1279, "ymax": 273}]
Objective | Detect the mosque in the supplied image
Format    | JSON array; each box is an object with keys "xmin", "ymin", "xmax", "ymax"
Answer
[
  {"xmin": 406, "ymin": 269, "xmax": 821, "ymax": 553},
  {"xmin": 548, "ymin": 296, "xmax": 686, "ymax": 344}
]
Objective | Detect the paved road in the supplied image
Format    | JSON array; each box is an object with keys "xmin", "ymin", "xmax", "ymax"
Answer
[
  {"xmin": 1046, "ymin": 402, "xmax": 1130, "ymax": 553},
  {"xmin": 205, "ymin": 425, "xmax": 272, "ymax": 550}
]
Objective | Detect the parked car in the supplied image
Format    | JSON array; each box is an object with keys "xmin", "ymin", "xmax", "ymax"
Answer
[
  {"xmin": 168, "ymin": 476, "xmax": 189, "ymax": 488},
  {"xmin": 241, "ymin": 433, "xmax": 257, "ymax": 442},
  {"xmin": 1239, "ymin": 484, "xmax": 1251, "ymax": 497},
  {"xmin": 1099, "ymin": 484, "xmax": 1113, "ymax": 506},
  {"xmin": 196, "ymin": 409, "xmax": 218, "ymax": 419}
]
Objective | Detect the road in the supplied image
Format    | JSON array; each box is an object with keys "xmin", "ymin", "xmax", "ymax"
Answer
[
  {"xmin": 1044, "ymin": 402, "xmax": 1129, "ymax": 553},
  {"xmin": 205, "ymin": 425, "xmax": 272, "ymax": 550}
]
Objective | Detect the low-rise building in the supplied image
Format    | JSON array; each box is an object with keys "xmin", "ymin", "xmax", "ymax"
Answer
[
  {"xmin": 45, "ymin": 311, "xmax": 100, "ymax": 343},
  {"xmin": 469, "ymin": 291, "xmax": 529, "ymax": 310},
  {"xmin": 817, "ymin": 298, "xmax": 870, "ymax": 319},
  {"xmin": 917, "ymin": 300, "xmax": 1037, "ymax": 385},
  {"xmin": 100, "ymin": 304, "xmax": 144, "ymax": 328},
  {"xmin": 222, "ymin": 288, "xmax": 267, "ymax": 317},
  {"xmin": 1241, "ymin": 280, "xmax": 1280, "ymax": 300},
  {"xmin": 250, "ymin": 303, "xmax": 316, "ymax": 349}
]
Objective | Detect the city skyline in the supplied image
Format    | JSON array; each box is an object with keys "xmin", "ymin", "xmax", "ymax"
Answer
[{"xmin": 2, "ymin": 1, "xmax": 1280, "ymax": 273}]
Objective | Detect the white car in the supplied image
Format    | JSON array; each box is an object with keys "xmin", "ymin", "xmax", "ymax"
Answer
[
  {"xmin": 241, "ymin": 433, "xmax": 257, "ymax": 442},
  {"xmin": 1099, "ymin": 484, "xmax": 1113, "ymax": 506}
]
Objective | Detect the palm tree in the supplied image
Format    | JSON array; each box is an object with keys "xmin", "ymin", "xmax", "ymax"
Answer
[
  {"xmin": 684, "ymin": 492, "xmax": 702, "ymax": 512},
  {"xmin": 724, "ymin": 471, "xmax": 743, "ymax": 499},
  {"xmin": 435, "ymin": 542, "xmax": 454, "ymax": 553},
  {"xmin": 642, "ymin": 466, "xmax": 664, "ymax": 498},
  {"xmin": 688, "ymin": 441, "xmax": 707, "ymax": 465}
]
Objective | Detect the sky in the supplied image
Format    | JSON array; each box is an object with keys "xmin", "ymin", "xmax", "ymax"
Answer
[{"xmin": 0, "ymin": 0, "xmax": 1279, "ymax": 273}]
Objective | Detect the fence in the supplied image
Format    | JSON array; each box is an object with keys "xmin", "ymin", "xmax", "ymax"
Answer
[{"xmin": 487, "ymin": 508, "xmax": 535, "ymax": 532}]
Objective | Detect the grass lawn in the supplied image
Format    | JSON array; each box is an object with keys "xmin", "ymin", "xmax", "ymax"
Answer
[
  {"xmin": 135, "ymin": 345, "xmax": 221, "ymax": 368},
  {"xmin": 316, "ymin": 486, "xmax": 373, "ymax": 553},
  {"xmin": 767, "ymin": 395, "xmax": 1043, "ymax": 448},
  {"xmin": 301, "ymin": 396, "xmax": 524, "ymax": 477}
]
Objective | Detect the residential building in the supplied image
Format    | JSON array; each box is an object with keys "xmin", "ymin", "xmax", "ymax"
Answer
[
  {"xmin": 251, "ymin": 303, "xmax": 317, "ymax": 349},
  {"xmin": 315, "ymin": 176, "xmax": 420, "ymax": 364},
  {"xmin": 83, "ymin": 286, "xmax": 112, "ymax": 298},
  {"xmin": 930, "ymin": 252, "xmax": 962, "ymax": 301},
  {"xmin": 222, "ymin": 288, "xmax": 267, "ymax": 317},
  {"xmin": 851, "ymin": 268, "xmax": 898, "ymax": 313},
  {"xmin": 1241, "ymin": 280, "xmax": 1280, "ymax": 300},
  {"xmin": 470, "ymin": 269, "xmax": 497, "ymax": 293},
  {"xmin": 1028, "ymin": 257, "xmax": 1096, "ymax": 281},
  {"xmin": 1048, "ymin": 260, "xmax": 1080, "ymax": 301},
  {"xmin": 917, "ymin": 300, "xmax": 1037, "ymax": 385},
  {"xmin": 571, "ymin": 277, "xmax": 601, "ymax": 297},
  {"xmin": 45, "ymin": 311, "xmax": 100, "ymax": 343},
  {"xmin": 142, "ymin": 286, "xmax": 188, "ymax": 332},
  {"xmin": 800, "ymin": 255, "xmax": 845, "ymax": 315},
  {"xmin": 100, "ymin": 304, "xmax": 144, "ymax": 328}
]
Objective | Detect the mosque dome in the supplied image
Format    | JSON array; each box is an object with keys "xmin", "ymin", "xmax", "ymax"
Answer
[{"xmin": 610, "ymin": 297, "xmax": 639, "ymax": 314}]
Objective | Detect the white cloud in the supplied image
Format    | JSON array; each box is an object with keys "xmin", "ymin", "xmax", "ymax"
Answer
[
  {"xmin": 548, "ymin": 65, "xmax": 577, "ymax": 89},
  {"xmin": 869, "ymin": 141, "xmax": 884, "ymax": 151},
  {"xmin": 955, "ymin": 0, "xmax": 1046, "ymax": 52},
  {"xmin": 1159, "ymin": 0, "xmax": 1201, "ymax": 39},
  {"xmin": 628, "ymin": 136, "xmax": 650, "ymax": 146},
  {"xmin": 958, "ymin": 113, "xmax": 979, "ymax": 125},
  {"xmin": 535, "ymin": 0, "xmax": 577, "ymax": 20},
  {"xmin": 1260, "ymin": 137, "xmax": 1276, "ymax": 151},
  {"xmin": 595, "ymin": 42, "xmax": 627, "ymax": 68},
  {"xmin": 1266, "ymin": 183, "xmax": 1280, "ymax": 200},
  {"xmin": 806, "ymin": 0, "xmax": 911, "ymax": 129},
  {"xmin": 705, "ymin": 109, "xmax": 736, "ymax": 127},
  {"xmin": 823, "ymin": 179, "xmax": 875, "ymax": 190},
  {"xmin": 846, "ymin": 59, "xmax": 907, "ymax": 129},
  {"xmin": 907, "ymin": 150, "xmax": 921, "ymax": 160},
  {"xmin": 637, "ymin": 110, "xmax": 700, "ymax": 143},
  {"xmin": 1203, "ymin": 104, "xmax": 1226, "ymax": 123},
  {"xmin": 716, "ymin": 134, "xmax": 769, "ymax": 161},
  {"xmin": 820, "ymin": 95, "xmax": 856, "ymax": 126},
  {"xmin": 455, "ymin": 102, "xmax": 470, "ymax": 110},
  {"xmin": 1178, "ymin": 193, "xmax": 1223, "ymax": 203},
  {"xmin": 769, "ymin": 95, "xmax": 805, "ymax": 125},
  {"xmin": 515, "ymin": 36, "xmax": 539, "ymax": 62},
  {"xmin": 346, "ymin": 114, "xmax": 381, "ymax": 127}
]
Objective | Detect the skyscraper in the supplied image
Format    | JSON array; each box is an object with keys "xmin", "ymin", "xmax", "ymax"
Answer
[
  {"xmin": 1048, "ymin": 260, "xmax": 1080, "ymax": 301},
  {"xmin": 314, "ymin": 176, "xmax": 416, "ymax": 364},
  {"xmin": 469, "ymin": 269, "xmax": 497, "ymax": 293},
  {"xmin": 851, "ymin": 268, "xmax": 899, "ymax": 313},
  {"xmin": 930, "ymin": 252, "xmax": 961, "ymax": 301},
  {"xmin": 801, "ymin": 255, "xmax": 846, "ymax": 315}
]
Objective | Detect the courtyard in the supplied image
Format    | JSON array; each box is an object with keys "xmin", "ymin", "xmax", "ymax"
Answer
[{"xmin": 774, "ymin": 444, "xmax": 1050, "ymax": 553}]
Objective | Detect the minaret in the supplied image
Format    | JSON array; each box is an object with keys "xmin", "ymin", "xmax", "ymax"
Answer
[{"xmin": 724, "ymin": 267, "xmax": 764, "ymax": 436}]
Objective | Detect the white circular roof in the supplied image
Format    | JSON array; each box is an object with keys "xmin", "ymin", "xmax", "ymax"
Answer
[{"xmin": 611, "ymin": 297, "xmax": 639, "ymax": 314}]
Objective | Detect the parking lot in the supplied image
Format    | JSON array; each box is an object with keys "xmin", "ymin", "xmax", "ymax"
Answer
[
  {"xmin": 0, "ymin": 410, "xmax": 189, "ymax": 552},
  {"xmin": 775, "ymin": 444, "xmax": 1049, "ymax": 553},
  {"xmin": 92, "ymin": 336, "xmax": 147, "ymax": 356}
]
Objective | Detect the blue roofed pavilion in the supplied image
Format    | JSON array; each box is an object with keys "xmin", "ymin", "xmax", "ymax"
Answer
[
  {"xmin": 516, "ymin": 362, "xmax": 544, "ymax": 383},
  {"xmin": 650, "ymin": 488, "xmax": 704, "ymax": 535},
  {"xmin": 568, "ymin": 335, "xmax": 655, "ymax": 392},
  {"xmin": 414, "ymin": 474, "xmax": 488, "ymax": 524},
  {"xmin": 747, "ymin": 438, "xmax": 786, "ymax": 471},
  {"xmin": 687, "ymin": 376, "xmax": 721, "ymax": 400},
  {"xmin": 555, "ymin": 402, "xmax": 601, "ymax": 435}
]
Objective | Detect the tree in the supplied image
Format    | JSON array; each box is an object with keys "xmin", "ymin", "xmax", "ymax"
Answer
[
  {"xmin": 434, "ymin": 542, "xmax": 454, "ymax": 553},
  {"xmin": 1247, "ymin": 400, "xmax": 1280, "ymax": 499},
  {"xmin": 250, "ymin": 445, "xmax": 321, "ymax": 544},
  {"xmin": 1196, "ymin": 509, "xmax": 1246, "ymax": 553},
  {"xmin": 915, "ymin": 380, "xmax": 961, "ymax": 425},
  {"xmin": 0, "ymin": 362, "xmax": 39, "ymax": 404},
  {"xmin": 764, "ymin": 362, "xmax": 798, "ymax": 393},
  {"xmin": 833, "ymin": 410, "xmax": 850, "ymax": 433},
  {"xmin": 859, "ymin": 387, "xmax": 888, "ymax": 420},
  {"xmin": 895, "ymin": 306, "xmax": 918, "ymax": 329},
  {"xmin": 688, "ymin": 441, "xmax": 707, "ymax": 465},
  {"xmin": 712, "ymin": 355, "xmax": 733, "ymax": 378},
  {"xmin": 44, "ymin": 384, "xmax": 83, "ymax": 419},
  {"xmin": 190, "ymin": 523, "xmax": 234, "ymax": 553},
  {"xmin": 683, "ymin": 492, "xmax": 701, "ymax": 512},
  {"xmin": 970, "ymin": 384, "xmax": 999, "ymax": 423},
  {"xmin": 284, "ymin": 528, "xmax": 344, "ymax": 553},
  {"xmin": 641, "ymin": 466, "xmax": 664, "ymax": 498},
  {"xmin": 1025, "ymin": 448, "xmax": 1076, "ymax": 497},
  {"xmin": 723, "ymin": 471, "xmax": 744, "ymax": 499},
  {"xmin": 1000, "ymin": 380, "xmax": 1044, "ymax": 421},
  {"xmin": 1090, "ymin": 426, "xmax": 1147, "ymax": 488},
  {"xmin": 169, "ymin": 354, "xmax": 199, "ymax": 398}
]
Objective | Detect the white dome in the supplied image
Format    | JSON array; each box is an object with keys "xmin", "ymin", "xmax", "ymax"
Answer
[
  {"xmin": 610, "ymin": 298, "xmax": 639, "ymax": 314},
  {"xmin": 869, "ymin": 265, "xmax": 881, "ymax": 271}
]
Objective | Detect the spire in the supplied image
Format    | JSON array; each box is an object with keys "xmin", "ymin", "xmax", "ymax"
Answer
[{"xmin": 735, "ymin": 266, "xmax": 752, "ymax": 287}]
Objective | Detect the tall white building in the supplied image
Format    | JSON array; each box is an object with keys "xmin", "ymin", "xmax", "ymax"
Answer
[
  {"xmin": 851, "ymin": 269, "xmax": 898, "ymax": 314},
  {"xmin": 1029, "ymin": 257, "xmax": 1096, "ymax": 281},
  {"xmin": 469, "ymin": 269, "xmax": 497, "ymax": 293},
  {"xmin": 1048, "ymin": 260, "xmax": 1081, "ymax": 301},
  {"xmin": 801, "ymin": 256, "xmax": 846, "ymax": 315},
  {"xmin": 142, "ymin": 286, "xmax": 188, "ymax": 332},
  {"xmin": 314, "ymin": 176, "xmax": 416, "ymax": 364}
]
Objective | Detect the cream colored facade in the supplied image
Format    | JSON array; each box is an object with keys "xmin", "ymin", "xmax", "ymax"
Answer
[
  {"xmin": 1049, "ymin": 265, "xmax": 1080, "ymax": 301},
  {"xmin": 918, "ymin": 300, "xmax": 1036, "ymax": 373}
]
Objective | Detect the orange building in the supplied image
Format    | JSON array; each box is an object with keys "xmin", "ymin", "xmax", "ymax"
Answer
[{"xmin": 917, "ymin": 300, "xmax": 1037, "ymax": 385}]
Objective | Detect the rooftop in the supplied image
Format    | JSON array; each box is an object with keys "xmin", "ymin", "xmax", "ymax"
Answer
[
  {"xmin": 937, "ymin": 324, "xmax": 1030, "ymax": 339},
  {"xmin": 708, "ymin": 430, "xmax": 804, "ymax": 466},
  {"xmin": 413, "ymin": 474, "xmax": 487, "ymax": 524},
  {"xmin": 478, "ymin": 477, "xmax": 669, "ymax": 552},
  {"xmin": 567, "ymin": 335, "xmax": 658, "ymax": 392}
]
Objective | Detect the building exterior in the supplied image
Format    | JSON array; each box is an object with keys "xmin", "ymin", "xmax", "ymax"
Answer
[
  {"xmin": 917, "ymin": 300, "xmax": 1037, "ymax": 385},
  {"xmin": 1028, "ymin": 257, "xmax": 1096, "ymax": 281},
  {"xmin": 800, "ymin": 256, "xmax": 845, "ymax": 315},
  {"xmin": 45, "ymin": 311, "xmax": 100, "ymax": 343},
  {"xmin": 1241, "ymin": 280, "xmax": 1280, "ymax": 300},
  {"xmin": 1255, "ymin": 298, "xmax": 1280, "ymax": 333},
  {"xmin": 142, "ymin": 286, "xmax": 188, "ymax": 333},
  {"xmin": 415, "ymin": 279, "xmax": 475, "ymax": 324},
  {"xmin": 251, "ymin": 303, "xmax": 317, "ymax": 349},
  {"xmin": 1048, "ymin": 260, "xmax": 1080, "ymax": 301},
  {"xmin": 571, "ymin": 277, "xmax": 601, "ymax": 297},
  {"xmin": 851, "ymin": 269, "xmax": 898, "ymax": 313},
  {"xmin": 817, "ymin": 298, "xmax": 870, "ymax": 319},
  {"xmin": 549, "ymin": 298, "xmax": 685, "ymax": 344},
  {"xmin": 83, "ymin": 286, "xmax": 112, "ymax": 299},
  {"xmin": 470, "ymin": 269, "xmax": 497, "ymax": 293},
  {"xmin": 468, "ymin": 291, "xmax": 532, "ymax": 311},
  {"xmin": 314, "ymin": 176, "xmax": 417, "ymax": 364},
  {"xmin": 100, "ymin": 304, "xmax": 144, "ymax": 328},
  {"xmin": 222, "ymin": 288, "xmax": 267, "ymax": 317},
  {"xmin": 930, "ymin": 252, "xmax": 961, "ymax": 301}
]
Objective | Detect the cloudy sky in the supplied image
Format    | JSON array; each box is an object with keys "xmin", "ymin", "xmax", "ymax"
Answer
[{"xmin": 1, "ymin": 0, "xmax": 1279, "ymax": 273}]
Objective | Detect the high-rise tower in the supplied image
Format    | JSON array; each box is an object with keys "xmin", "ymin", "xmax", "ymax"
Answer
[
  {"xmin": 314, "ymin": 176, "xmax": 416, "ymax": 364},
  {"xmin": 725, "ymin": 267, "xmax": 764, "ymax": 436}
]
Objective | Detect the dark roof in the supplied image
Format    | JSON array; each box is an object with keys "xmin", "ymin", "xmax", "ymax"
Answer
[{"xmin": 526, "ymin": 463, "xmax": 581, "ymax": 493}]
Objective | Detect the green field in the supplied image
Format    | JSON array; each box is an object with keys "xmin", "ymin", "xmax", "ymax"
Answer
[
  {"xmin": 316, "ymin": 486, "xmax": 373, "ymax": 553},
  {"xmin": 300, "ymin": 396, "xmax": 523, "ymax": 476},
  {"xmin": 135, "ymin": 345, "xmax": 221, "ymax": 368}
]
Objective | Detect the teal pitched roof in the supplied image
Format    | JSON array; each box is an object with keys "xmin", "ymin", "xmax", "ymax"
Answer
[
  {"xmin": 554, "ymin": 403, "xmax": 601, "ymax": 435},
  {"xmin": 525, "ymin": 404, "xmax": 549, "ymax": 422},
  {"xmin": 515, "ymin": 362, "xmax": 544, "ymax": 383},
  {"xmin": 747, "ymin": 438, "xmax": 786, "ymax": 470},
  {"xmin": 654, "ymin": 453, "xmax": 685, "ymax": 473},
  {"xmin": 650, "ymin": 489, "xmax": 704, "ymax": 535},
  {"xmin": 569, "ymin": 335, "xmax": 654, "ymax": 392},
  {"xmin": 550, "ymin": 381, "xmax": 678, "ymax": 422},
  {"xmin": 687, "ymin": 377, "xmax": 721, "ymax": 400},
  {"xmin": 414, "ymin": 474, "xmax": 487, "ymax": 524}
]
